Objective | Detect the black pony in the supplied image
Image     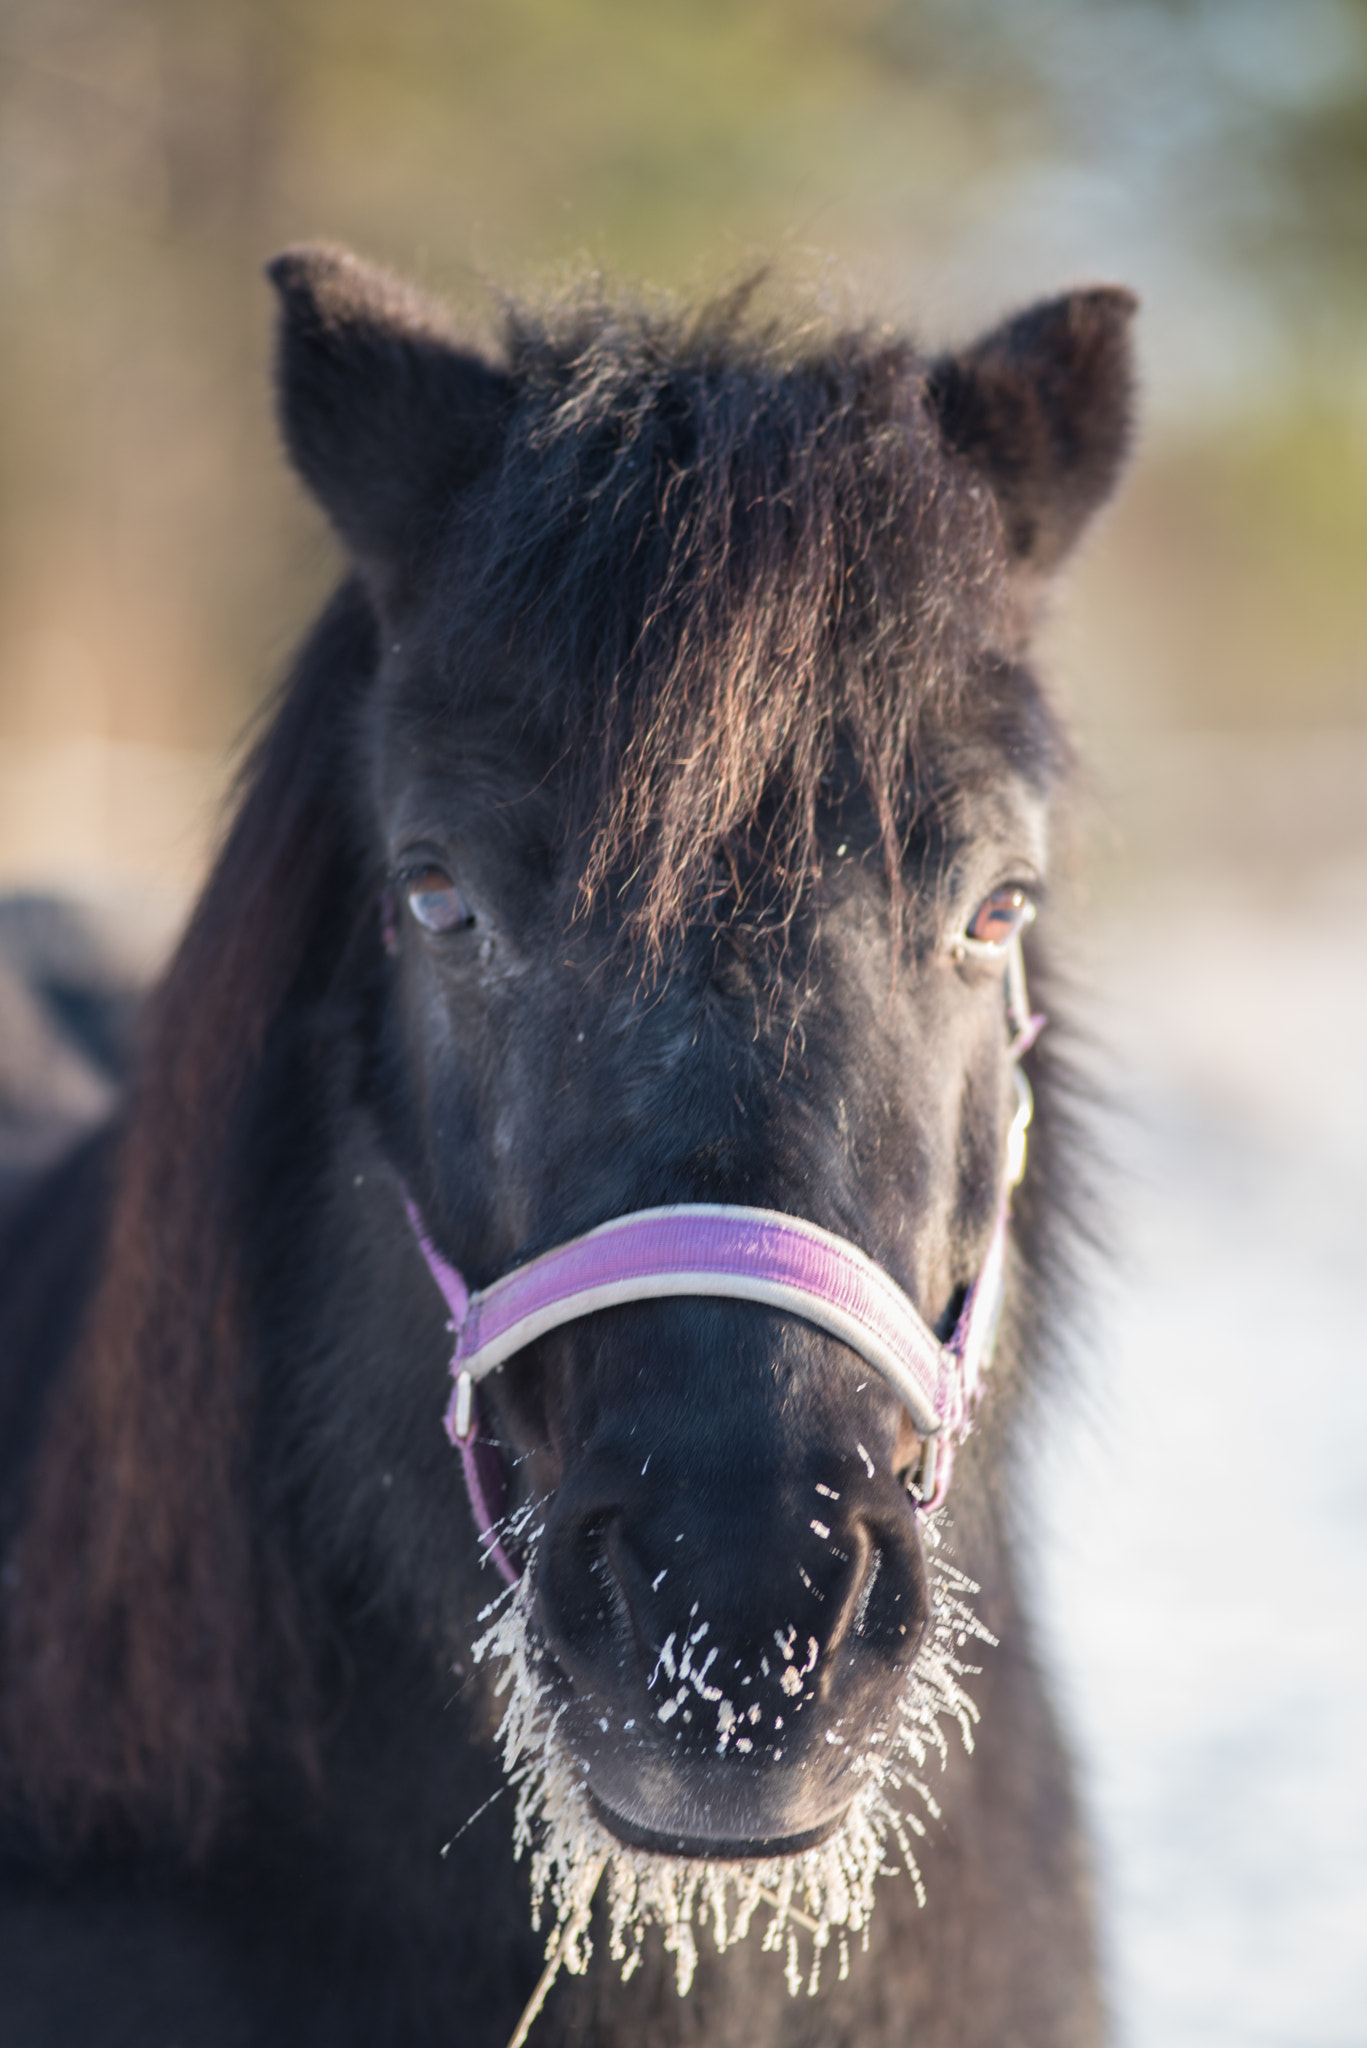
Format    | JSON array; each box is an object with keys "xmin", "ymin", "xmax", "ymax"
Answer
[{"xmin": 0, "ymin": 249, "xmax": 1134, "ymax": 2047}]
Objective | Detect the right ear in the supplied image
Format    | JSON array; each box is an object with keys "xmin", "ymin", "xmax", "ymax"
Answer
[
  {"xmin": 267, "ymin": 245, "xmax": 512, "ymax": 610},
  {"xmin": 925, "ymin": 286, "xmax": 1137, "ymax": 580}
]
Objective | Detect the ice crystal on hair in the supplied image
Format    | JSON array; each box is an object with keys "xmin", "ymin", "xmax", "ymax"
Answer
[{"xmin": 471, "ymin": 1513, "xmax": 993, "ymax": 2002}]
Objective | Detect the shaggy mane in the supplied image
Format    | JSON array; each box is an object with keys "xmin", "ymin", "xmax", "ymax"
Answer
[
  {"xmin": 0, "ymin": 584, "xmax": 378, "ymax": 1847},
  {"xmin": 420, "ymin": 286, "xmax": 1015, "ymax": 952}
]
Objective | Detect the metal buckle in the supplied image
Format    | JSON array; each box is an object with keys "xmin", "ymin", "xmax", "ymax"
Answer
[
  {"xmin": 452, "ymin": 1369, "xmax": 475, "ymax": 1442},
  {"xmin": 1005, "ymin": 925, "xmax": 1034, "ymax": 1043},
  {"xmin": 1006, "ymin": 1065, "xmax": 1033, "ymax": 1188},
  {"xmin": 908, "ymin": 1431, "xmax": 939, "ymax": 1504}
]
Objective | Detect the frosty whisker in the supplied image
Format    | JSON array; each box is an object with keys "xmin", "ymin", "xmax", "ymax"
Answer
[{"xmin": 471, "ymin": 1511, "xmax": 994, "ymax": 2001}]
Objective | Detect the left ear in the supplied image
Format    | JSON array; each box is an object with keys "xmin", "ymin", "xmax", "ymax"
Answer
[
  {"xmin": 267, "ymin": 244, "xmax": 513, "ymax": 613},
  {"xmin": 926, "ymin": 286, "xmax": 1138, "ymax": 575}
]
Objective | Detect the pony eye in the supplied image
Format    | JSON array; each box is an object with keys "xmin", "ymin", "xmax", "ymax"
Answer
[
  {"xmin": 964, "ymin": 886, "xmax": 1035, "ymax": 950},
  {"xmin": 403, "ymin": 866, "xmax": 472, "ymax": 934}
]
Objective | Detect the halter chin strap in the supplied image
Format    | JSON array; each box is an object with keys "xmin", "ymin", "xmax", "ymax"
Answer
[{"xmin": 406, "ymin": 957, "xmax": 1042, "ymax": 1584}]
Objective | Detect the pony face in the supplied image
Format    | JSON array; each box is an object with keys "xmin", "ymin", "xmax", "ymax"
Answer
[
  {"xmin": 0, "ymin": 251, "xmax": 1133, "ymax": 2032},
  {"xmin": 250, "ymin": 248, "xmax": 1128, "ymax": 1872},
  {"xmin": 370, "ymin": 709, "xmax": 1048, "ymax": 1853}
]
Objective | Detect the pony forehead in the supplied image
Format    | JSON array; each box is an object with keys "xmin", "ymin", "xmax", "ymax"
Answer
[
  {"xmin": 380, "ymin": 297, "xmax": 1062, "ymax": 952},
  {"xmin": 378, "ymin": 725, "xmax": 1053, "ymax": 863}
]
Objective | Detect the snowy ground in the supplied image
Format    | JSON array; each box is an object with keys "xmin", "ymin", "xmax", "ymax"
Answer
[{"xmin": 1032, "ymin": 857, "xmax": 1367, "ymax": 2048}]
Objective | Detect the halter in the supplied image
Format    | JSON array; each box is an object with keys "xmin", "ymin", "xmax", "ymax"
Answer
[{"xmin": 406, "ymin": 940, "xmax": 1041, "ymax": 1584}]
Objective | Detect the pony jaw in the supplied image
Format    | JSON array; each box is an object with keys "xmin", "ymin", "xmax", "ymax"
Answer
[{"xmin": 469, "ymin": 1511, "xmax": 993, "ymax": 2000}]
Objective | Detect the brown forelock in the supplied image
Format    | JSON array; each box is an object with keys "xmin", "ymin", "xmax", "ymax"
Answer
[
  {"xmin": 423, "ymin": 292, "xmax": 1013, "ymax": 958},
  {"xmin": 0, "ymin": 581, "xmax": 377, "ymax": 1849}
]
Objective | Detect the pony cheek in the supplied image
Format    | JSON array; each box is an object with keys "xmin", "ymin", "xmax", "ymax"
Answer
[{"xmin": 379, "ymin": 887, "xmax": 400, "ymax": 956}]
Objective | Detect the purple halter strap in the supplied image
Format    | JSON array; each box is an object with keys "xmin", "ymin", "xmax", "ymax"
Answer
[{"xmin": 406, "ymin": 982, "xmax": 1041, "ymax": 1585}]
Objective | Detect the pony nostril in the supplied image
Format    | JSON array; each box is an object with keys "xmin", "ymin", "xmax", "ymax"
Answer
[
  {"xmin": 538, "ymin": 1509, "xmax": 625, "ymax": 1667},
  {"xmin": 834, "ymin": 1516, "xmax": 928, "ymax": 1663},
  {"xmin": 851, "ymin": 1542, "xmax": 883, "ymax": 1638},
  {"xmin": 597, "ymin": 1518, "xmax": 642, "ymax": 1651},
  {"xmin": 537, "ymin": 1503, "xmax": 656, "ymax": 1688}
]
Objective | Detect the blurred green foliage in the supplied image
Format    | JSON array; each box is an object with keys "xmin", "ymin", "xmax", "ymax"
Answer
[{"xmin": 0, "ymin": 0, "xmax": 1362, "ymax": 774}]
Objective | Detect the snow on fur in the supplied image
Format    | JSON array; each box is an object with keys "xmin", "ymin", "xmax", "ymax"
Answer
[{"xmin": 470, "ymin": 1513, "xmax": 993, "ymax": 2001}]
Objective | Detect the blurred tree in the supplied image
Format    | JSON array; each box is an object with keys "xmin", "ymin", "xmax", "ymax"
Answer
[
  {"xmin": 886, "ymin": 0, "xmax": 1367, "ymax": 330},
  {"xmin": 0, "ymin": 0, "xmax": 1008, "ymax": 752},
  {"xmin": 0, "ymin": 0, "xmax": 1361, "ymax": 843}
]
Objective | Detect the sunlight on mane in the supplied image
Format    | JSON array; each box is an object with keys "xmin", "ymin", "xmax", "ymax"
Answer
[{"xmin": 468, "ymin": 1512, "xmax": 994, "ymax": 2010}]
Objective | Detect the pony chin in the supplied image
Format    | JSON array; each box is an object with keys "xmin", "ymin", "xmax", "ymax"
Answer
[
  {"xmin": 584, "ymin": 1792, "xmax": 849, "ymax": 1863},
  {"xmin": 470, "ymin": 1512, "xmax": 994, "ymax": 2002}
]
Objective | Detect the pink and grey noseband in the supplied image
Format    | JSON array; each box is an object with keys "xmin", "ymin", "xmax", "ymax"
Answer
[{"xmin": 407, "ymin": 951, "xmax": 1042, "ymax": 1585}]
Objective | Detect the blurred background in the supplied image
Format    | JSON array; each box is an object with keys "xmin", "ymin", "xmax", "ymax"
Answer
[{"xmin": 0, "ymin": 2, "xmax": 1362, "ymax": 2042}]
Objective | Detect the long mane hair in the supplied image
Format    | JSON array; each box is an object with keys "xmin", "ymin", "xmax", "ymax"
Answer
[{"xmin": 0, "ymin": 583, "xmax": 378, "ymax": 1846}]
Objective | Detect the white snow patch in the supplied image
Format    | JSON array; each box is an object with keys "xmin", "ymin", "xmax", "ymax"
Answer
[{"xmin": 471, "ymin": 1513, "xmax": 992, "ymax": 2002}]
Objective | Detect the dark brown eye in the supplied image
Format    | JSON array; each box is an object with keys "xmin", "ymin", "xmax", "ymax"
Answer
[
  {"xmin": 403, "ymin": 866, "xmax": 472, "ymax": 934},
  {"xmin": 964, "ymin": 886, "xmax": 1035, "ymax": 950}
]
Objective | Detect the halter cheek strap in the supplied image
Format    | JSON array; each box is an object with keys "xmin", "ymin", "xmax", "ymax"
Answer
[{"xmin": 406, "ymin": 948, "xmax": 1041, "ymax": 1583}]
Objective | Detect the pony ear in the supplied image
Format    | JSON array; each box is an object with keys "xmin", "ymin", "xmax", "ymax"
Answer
[
  {"xmin": 267, "ymin": 244, "xmax": 512, "ymax": 608},
  {"xmin": 926, "ymin": 286, "xmax": 1137, "ymax": 576}
]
